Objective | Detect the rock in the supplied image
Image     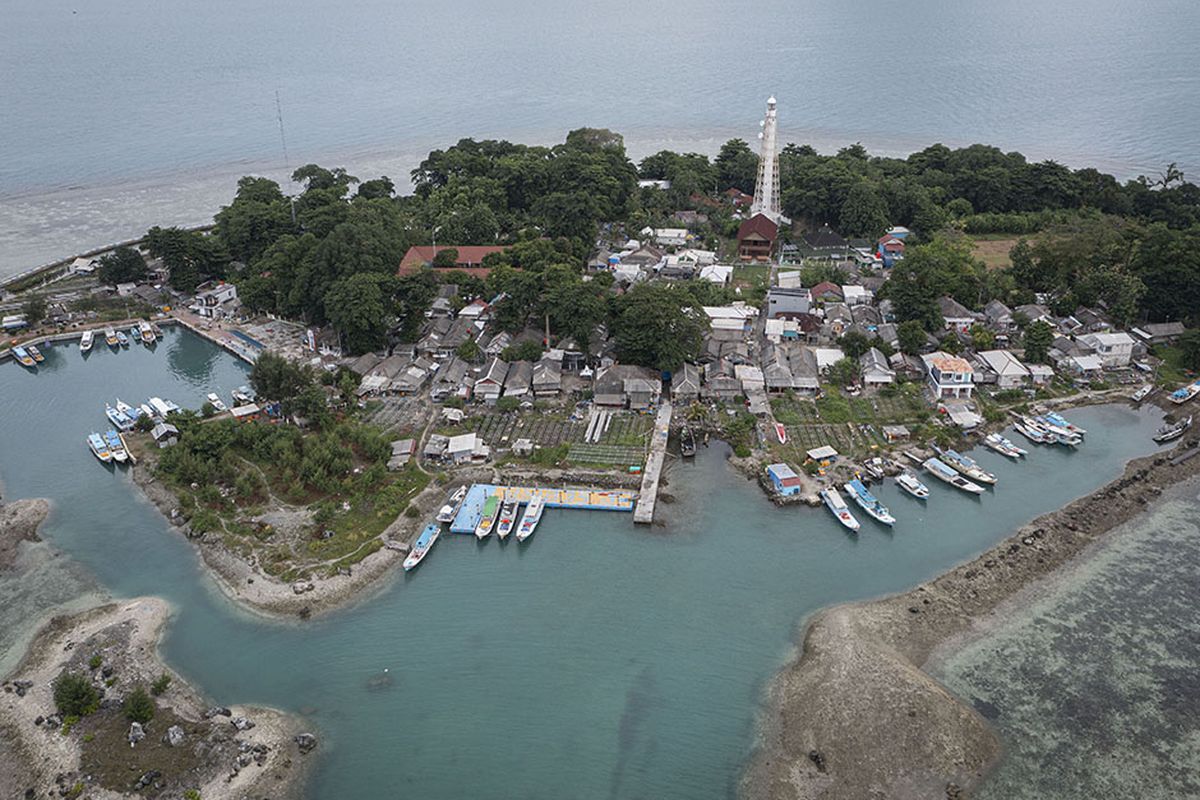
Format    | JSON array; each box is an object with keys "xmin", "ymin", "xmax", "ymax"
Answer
[
  {"xmin": 164, "ymin": 725, "xmax": 185, "ymax": 747},
  {"xmin": 204, "ymin": 706, "xmax": 232, "ymax": 718},
  {"xmin": 45, "ymin": 714, "xmax": 62, "ymax": 728},
  {"xmin": 231, "ymin": 716, "xmax": 255, "ymax": 731},
  {"xmin": 133, "ymin": 769, "xmax": 161, "ymax": 790},
  {"xmin": 101, "ymin": 665, "xmax": 114, "ymax": 678},
  {"xmin": 128, "ymin": 721, "xmax": 145, "ymax": 746},
  {"xmin": 237, "ymin": 753, "xmax": 252, "ymax": 767},
  {"xmin": 294, "ymin": 732, "xmax": 318, "ymax": 754},
  {"xmin": 34, "ymin": 716, "xmax": 44, "ymax": 726},
  {"xmin": 291, "ymin": 581, "xmax": 314, "ymax": 595}
]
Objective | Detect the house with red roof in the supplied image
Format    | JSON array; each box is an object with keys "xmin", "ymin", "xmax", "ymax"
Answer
[
  {"xmin": 398, "ymin": 245, "xmax": 508, "ymax": 277},
  {"xmin": 808, "ymin": 282, "xmax": 844, "ymax": 304},
  {"xmin": 876, "ymin": 235, "xmax": 905, "ymax": 267},
  {"xmin": 737, "ymin": 213, "xmax": 778, "ymax": 261}
]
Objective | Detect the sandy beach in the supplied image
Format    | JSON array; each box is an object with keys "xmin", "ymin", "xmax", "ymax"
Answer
[{"xmin": 743, "ymin": 432, "xmax": 1200, "ymax": 799}]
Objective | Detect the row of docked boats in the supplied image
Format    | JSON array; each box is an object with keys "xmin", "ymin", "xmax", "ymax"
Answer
[
  {"xmin": 10, "ymin": 344, "xmax": 44, "ymax": 367},
  {"xmin": 86, "ymin": 429, "xmax": 130, "ymax": 464},
  {"xmin": 473, "ymin": 494, "xmax": 546, "ymax": 542},
  {"xmin": 104, "ymin": 396, "xmax": 180, "ymax": 431},
  {"xmin": 1012, "ymin": 413, "xmax": 1084, "ymax": 447},
  {"xmin": 79, "ymin": 322, "xmax": 157, "ymax": 353}
]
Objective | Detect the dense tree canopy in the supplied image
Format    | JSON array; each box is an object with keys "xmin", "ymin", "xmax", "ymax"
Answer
[
  {"xmin": 97, "ymin": 246, "xmax": 147, "ymax": 286},
  {"xmin": 610, "ymin": 284, "xmax": 708, "ymax": 372}
]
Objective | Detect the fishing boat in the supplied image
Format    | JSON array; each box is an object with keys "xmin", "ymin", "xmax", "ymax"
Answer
[
  {"xmin": 680, "ymin": 425, "xmax": 697, "ymax": 457},
  {"xmin": 984, "ymin": 433, "xmax": 1026, "ymax": 459},
  {"xmin": 1153, "ymin": 415, "xmax": 1192, "ymax": 444},
  {"xmin": 495, "ymin": 499, "xmax": 519, "ymax": 539},
  {"xmin": 896, "ymin": 471, "xmax": 930, "ymax": 500},
  {"xmin": 923, "ymin": 457, "xmax": 985, "ymax": 494},
  {"xmin": 26, "ymin": 344, "xmax": 44, "ymax": 362},
  {"xmin": 1170, "ymin": 379, "xmax": 1200, "ymax": 405},
  {"xmin": 403, "ymin": 524, "xmax": 440, "ymax": 571},
  {"xmin": 79, "ymin": 330, "xmax": 94, "ymax": 352},
  {"xmin": 116, "ymin": 330, "xmax": 129, "ymax": 347},
  {"xmin": 11, "ymin": 345, "xmax": 35, "ymax": 367},
  {"xmin": 475, "ymin": 495, "xmax": 500, "ymax": 539},
  {"xmin": 862, "ymin": 457, "xmax": 886, "ymax": 481},
  {"xmin": 515, "ymin": 495, "xmax": 545, "ymax": 542},
  {"xmin": 115, "ymin": 398, "xmax": 142, "ymax": 421},
  {"xmin": 103, "ymin": 430, "xmax": 128, "ymax": 463},
  {"xmin": 147, "ymin": 397, "xmax": 180, "ymax": 418},
  {"xmin": 87, "ymin": 432, "xmax": 112, "ymax": 463},
  {"xmin": 436, "ymin": 486, "xmax": 468, "ymax": 524},
  {"xmin": 138, "ymin": 321, "xmax": 156, "ymax": 345},
  {"xmin": 933, "ymin": 447, "xmax": 997, "ymax": 485},
  {"xmin": 104, "ymin": 327, "xmax": 119, "ymax": 348},
  {"xmin": 231, "ymin": 385, "xmax": 256, "ymax": 406},
  {"xmin": 1042, "ymin": 411, "xmax": 1086, "ymax": 436},
  {"xmin": 843, "ymin": 478, "xmax": 895, "ymax": 526},
  {"xmin": 206, "ymin": 392, "xmax": 228, "ymax": 412},
  {"xmin": 1030, "ymin": 415, "xmax": 1082, "ymax": 447},
  {"xmin": 1013, "ymin": 419, "xmax": 1053, "ymax": 445},
  {"xmin": 820, "ymin": 487, "xmax": 860, "ymax": 532},
  {"xmin": 130, "ymin": 325, "xmax": 141, "ymax": 344},
  {"xmin": 104, "ymin": 403, "xmax": 135, "ymax": 431},
  {"xmin": 1131, "ymin": 384, "xmax": 1153, "ymax": 403}
]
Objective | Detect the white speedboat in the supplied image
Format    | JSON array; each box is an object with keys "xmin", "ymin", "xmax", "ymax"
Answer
[
  {"xmin": 896, "ymin": 471, "xmax": 930, "ymax": 500},
  {"xmin": 138, "ymin": 321, "xmax": 156, "ymax": 345},
  {"xmin": 79, "ymin": 330, "xmax": 94, "ymax": 352},
  {"xmin": 923, "ymin": 457, "xmax": 985, "ymax": 494},
  {"xmin": 820, "ymin": 487, "xmax": 860, "ymax": 531},
  {"xmin": 231, "ymin": 385, "xmax": 256, "ymax": 406},
  {"xmin": 115, "ymin": 398, "xmax": 142, "ymax": 421},
  {"xmin": 844, "ymin": 478, "xmax": 895, "ymax": 526},
  {"xmin": 403, "ymin": 524, "xmax": 440, "ymax": 571},
  {"xmin": 435, "ymin": 486, "xmax": 467, "ymax": 524},
  {"xmin": 206, "ymin": 393, "xmax": 228, "ymax": 412},
  {"xmin": 934, "ymin": 447, "xmax": 997, "ymax": 484},
  {"xmin": 475, "ymin": 495, "xmax": 499, "ymax": 539},
  {"xmin": 1131, "ymin": 384, "xmax": 1153, "ymax": 403},
  {"xmin": 516, "ymin": 496, "xmax": 546, "ymax": 542},
  {"xmin": 495, "ymin": 499, "xmax": 519, "ymax": 540},
  {"xmin": 116, "ymin": 330, "xmax": 129, "ymax": 347},
  {"xmin": 103, "ymin": 429, "xmax": 128, "ymax": 463},
  {"xmin": 105, "ymin": 403, "xmax": 135, "ymax": 431},
  {"xmin": 87, "ymin": 432, "xmax": 112, "ymax": 463},
  {"xmin": 984, "ymin": 433, "xmax": 1026, "ymax": 459}
]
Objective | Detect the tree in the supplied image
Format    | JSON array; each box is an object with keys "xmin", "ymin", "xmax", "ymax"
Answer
[
  {"xmin": 97, "ymin": 246, "xmax": 147, "ymax": 286},
  {"xmin": 324, "ymin": 272, "xmax": 394, "ymax": 355},
  {"xmin": 1023, "ymin": 320, "xmax": 1054, "ymax": 363},
  {"xmin": 214, "ymin": 177, "xmax": 294, "ymax": 264},
  {"xmin": 21, "ymin": 294, "xmax": 47, "ymax": 325},
  {"xmin": 501, "ymin": 341, "xmax": 543, "ymax": 362},
  {"xmin": 53, "ymin": 673, "xmax": 99, "ymax": 717},
  {"xmin": 897, "ymin": 320, "xmax": 927, "ymax": 355},
  {"xmin": 839, "ymin": 182, "xmax": 890, "ymax": 238},
  {"xmin": 1178, "ymin": 329, "xmax": 1200, "ymax": 371},
  {"xmin": 123, "ymin": 686, "xmax": 155, "ymax": 724},
  {"xmin": 828, "ymin": 358, "xmax": 860, "ymax": 388},
  {"xmin": 249, "ymin": 351, "xmax": 315, "ymax": 404},
  {"xmin": 611, "ymin": 284, "xmax": 707, "ymax": 372},
  {"xmin": 969, "ymin": 324, "xmax": 995, "ymax": 351},
  {"xmin": 715, "ymin": 139, "xmax": 759, "ymax": 194},
  {"xmin": 432, "ymin": 248, "xmax": 459, "ymax": 268},
  {"xmin": 356, "ymin": 176, "xmax": 395, "ymax": 200},
  {"xmin": 838, "ymin": 330, "xmax": 872, "ymax": 359},
  {"xmin": 456, "ymin": 339, "xmax": 482, "ymax": 363}
]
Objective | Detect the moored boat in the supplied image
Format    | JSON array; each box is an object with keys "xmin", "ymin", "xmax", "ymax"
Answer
[
  {"xmin": 896, "ymin": 470, "xmax": 930, "ymax": 500},
  {"xmin": 87, "ymin": 432, "xmax": 112, "ymax": 463},
  {"xmin": 115, "ymin": 398, "xmax": 142, "ymax": 421},
  {"xmin": 495, "ymin": 499, "xmax": 519, "ymax": 539},
  {"xmin": 923, "ymin": 457, "xmax": 985, "ymax": 494},
  {"xmin": 933, "ymin": 447, "xmax": 997, "ymax": 484},
  {"xmin": 820, "ymin": 486, "xmax": 860, "ymax": 531},
  {"xmin": 475, "ymin": 495, "xmax": 500, "ymax": 539},
  {"xmin": 844, "ymin": 478, "xmax": 895, "ymax": 526},
  {"xmin": 104, "ymin": 403, "xmax": 135, "ymax": 431},
  {"xmin": 138, "ymin": 320, "xmax": 156, "ymax": 345},
  {"xmin": 515, "ymin": 495, "xmax": 545, "ymax": 542},
  {"xmin": 104, "ymin": 327, "xmax": 119, "ymax": 347},
  {"xmin": 104, "ymin": 429, "xmax": 128, "ymax": 463},
  {"xmin": 79, "ymin": 330, "xmax": 94, "ymax": 352},
  {"xmin": 11, "ymin": 345, "xmax": 35, "ymax": 367},
  {"xmin": 1153, "ymin": 415, "xmax": 1192, "ymax": 444},
  {"xmin": 1013, "ymin": 420, "xmax": 1053, "ymax": 445},
  {"xmin": 1030, "ymin": 415, "xmax": 1082, "ymax": 447},
  {"xmin": 680, "ymin": 425, "xmax": 697, "ymax": 457},
  {"xmin": 1042, "ymin": 411, "xmax": 1085, "ymax": 436},
  {"xmin": 206, "ymin": 392, "xmax": 228, "ymax": 412},
  {"xmin": 436, "ymin": 486, "xmax": 468, "ymax": 524},
  {"xmin": 116, "ymin": 330, "xmax": 129, "ymax": 347},
  {"xmin": 984, "ymin": 432, "xmax": 1026, "ymax": 459},
  {"xmin": 27, "ymin": 344, "xmax": 44, "ymax": 362},
  {"xmin": 147, "ymin": 397, "xmax": 180, "ymax": 418},
  {"xmin": 862, "ymin": 457, "xmax": 886, "ymax": 481},
  {"xmin": 403, "ymin": 524, "xmax": 440, "ymax": 571},
  {"xmin": 231, "ymin": 385, "xmax": 256, "ymax": 406},
  {"xmin": 1170, "ymin": 379, "xmax": 1200, "ymax": 405}
]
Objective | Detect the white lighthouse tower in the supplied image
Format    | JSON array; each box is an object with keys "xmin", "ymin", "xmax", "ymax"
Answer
[{"xmin": 751, "ymin": 96, "xmax": 782, "ymax": 223}]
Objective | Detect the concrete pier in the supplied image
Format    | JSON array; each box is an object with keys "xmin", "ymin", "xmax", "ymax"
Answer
[
  {"xmin": 633, "ymin": 401, "xmax": 672, "ymax": 524},
  {"xmin": 449, "ymin": 484, "xmax": 638, "ymax": 534}
]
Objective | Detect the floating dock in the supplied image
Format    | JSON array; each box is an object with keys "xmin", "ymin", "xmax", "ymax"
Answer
[
  {"xmin": 633, "ymin": 402, "xmax": 672, "ymax": 524},
  {"xmin": 449, "ymin": 483, "xmax": 637, "ymax": 534}
]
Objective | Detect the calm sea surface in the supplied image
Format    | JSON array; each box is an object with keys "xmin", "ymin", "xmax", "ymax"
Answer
[
  {"xmin": 0, "ymin": 329, "xmax": 1174, "ymax": 798},
  {"xmin": 3, "ymin": 0, "xmax": 1199, "ymax": 276}
]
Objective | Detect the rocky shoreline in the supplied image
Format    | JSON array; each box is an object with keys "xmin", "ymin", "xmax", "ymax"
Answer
[
  {"xmin": 0, "ymin": 597, "xmax": 316, "ymax": 800},
  {"xmin": 742, "ymin": 432, "xmax": 1200, "ymax": 800},
  {"xmin": 0, "ymin": 498, "xmax": 51, "ymax": 571}
]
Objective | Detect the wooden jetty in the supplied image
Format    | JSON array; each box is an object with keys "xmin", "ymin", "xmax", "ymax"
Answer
[{"xmin": 633, "ymin": 401, "xmax": 672, "ymax": 524}]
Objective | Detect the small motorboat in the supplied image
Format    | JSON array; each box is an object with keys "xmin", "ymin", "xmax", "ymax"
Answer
[
  {"xmin": 896, "ymin": 471, "xmax": 930, "ymax": 500},
  {"xmin": 923, "ymin": 457, "xmax": 985, "ymax": 494},
  {"xmin": 104, "ymin": 327, "xmax": 119, "ymax": 348},
  {"xmin": 11, "ymin": 345, "xmax": 35, "ymax": 367},
  {"xmin": 231, "ymin": 385, "xmax": 256, "ymax": 406},
  {"xmin": 495, "ymin": 499, "xmax": 519, "ymax": 540},
  {"xmin": 475, "ymin": 495, "xmax": 499, "ymax": 539},
  {"xmin": 1131, "ymin": 385, "xmax": 1153, "ymax": 403},
  {"xmin": 79, "ymin": 330, "xmax": 94, "ymax": 352},
  {"xmin": 87, "ymin": 432, "xmax": 112, "ymax": 463},
  {"xmin": 984, "ymin": 432, "xmax": 1026, "ymax": 459},
  {"xmin": 206, "ymin": 392, "xmax": 228, "ymax": 413},
  {"xmin": 436, "ymin": 486, "xmax": 468, "ymax": 524},
  {"xmin": 103, "ymin": 429, "xmax": 128, "ymax": 463},
  {"xmin": 105, "ymin": 403, "xmax": 135, "ymax": 431},
  {"xmin": 862, "ymin": 457, "xmax": 886, "ymax": 481},
  {"xmin": 26, "ymin": 344, "xmax": 45, "ymax": 362},
  {"xmin": 116, "ymin": 330, "xmax": 130, "ymax": 347},
  {"xmin": 1170, "ymin": 379, "xmax": 1200, "ymax": 405},
  {"xmin": 680, "ymin": 425, "xmax": 697, "ymax": 457},
  {"xmin": 844, "ymin": 478, "xmax": 895, "ymax": 526},
  {"xmin": 403, "ymin": 524, "xmax": 440, "ymax": 571},
  {"xmin": 774, "ymin": 422, "xmax": 788, "ymax": 445},
  {"xmin": 138, "ymin": 321, "xmax": 157, "ymax": 345},
  {"xmin": 516, "ymin": 496, "xmax": 546, "ymax": 542},
  {"xmin": 1153, "ymin": 415, "xmax": 1192, "ymax": 444},
  {"xmin": 820, "ymin": 487, "xmax": 860, "ymax": 532}
]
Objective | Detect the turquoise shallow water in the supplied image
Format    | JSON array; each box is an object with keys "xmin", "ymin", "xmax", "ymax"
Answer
[{"xmin": 0, "ymin": 329, "xmax": 1172, "ymax": 798}]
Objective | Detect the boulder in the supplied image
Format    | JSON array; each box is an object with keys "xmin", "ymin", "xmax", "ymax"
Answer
[
  {"xmin": 294, "ymin": 732, "xmax": 318, "ymax": 754},
  {"xmin": 231, "ymin": 716, "xmax": 255, "ymax": 731},
  {"xmin": 164, "ymin": 725, "xmax": 185, "ymax": 747},
  {"xmin": 128, "ymin": 722, "xmax": 145, "ymax": 746},
  {"xmin": 203, "ymin": 706, "xmax": 232, "ymax": 719}
]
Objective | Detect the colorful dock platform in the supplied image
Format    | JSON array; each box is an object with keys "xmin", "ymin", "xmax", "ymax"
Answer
[{"xmin": 448, "ymin": 483, "xmax": 638, "ymax": 534}]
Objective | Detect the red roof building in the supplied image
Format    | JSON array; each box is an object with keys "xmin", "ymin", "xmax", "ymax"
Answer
[
  {"xmin": 398, "ymin": 245, "xmax": 508, "ymax": 277},
  {"xmin": 736, "ymin": 213, "xmax": 778, "ymax": 262},
  {"xmin": 724, "ymin": 188, "xmax": 754, "ymax": 207}
]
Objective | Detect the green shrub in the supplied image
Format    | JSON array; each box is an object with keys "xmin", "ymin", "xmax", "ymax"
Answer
[
  {"xmin": 495, "ymin": 396, "xmax": 520, "ymax": 413},
  {"xmin": 53, "ymin": 673, "xmax": 99, "ymax": 717},
  {"xmin": 123, "ymin": 686, "xmax": 155, "ymax": 724},
  {"xmin": 184, "ymin": 791, "xmax": 201, "ymax": 800},
  {"xmin": 88, "ymin": 654, "xmax": 102, "ymax": 670},
  {"xmin": 404, "ymin": 505, "xmax": 420, "ymax": 518},
  {"xmin": 150, "ymin": 673, "xmax": 172, "ymax": 696},
  {"xmin": 733, "ymin": 443, "xmax": 751, "ymax": 458}
]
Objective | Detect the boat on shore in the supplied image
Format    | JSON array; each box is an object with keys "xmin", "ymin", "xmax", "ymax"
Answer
[
  {"xmin": 11, "ymin": 345, "xmax": 36, "ymax": 367},
  {"xmin": 820, "ymin": 486, "xmax": 860, "ymax": 531},
  {"xmin": 104, "ymin": 327, "xmax": 119, "ymax": 348},
  {"xmin": 138, "ymin": 321, "xmax": 156, "ymax": 345},
  {"xmin": 495, "ymin": 499, "xmax": 519, "ymax": 539},
  {"xmin": 475, "ymin": 495, "xmax": 500, "ymax": 539},
  {"xmin": 1153, "ymin": 415, "xmax": 1192, "ymax": 444},
  {"xmin": 104, "ymin": 429, "xmax": 128, "ymax": 463},
  {"xmin": 984, "ymin": 433, "xmax": 1026, "ymax": 459},
  {"xmin": 1131, "ymin": 384, "xmax": 1154, "ymax": 403},
  {"xmin": 79, "ymin": 330, "xmax": 94, "ymax": 352},
  {"xmin": 231, "ymin": 385, "xmax": 256, "ymax": 406},
  {"xmin": 516, "ymin": 496, "xmax": 545, "ymax": 542},
  {"xmin": 680, "ymin": 425, "xmax": 697, "ymax": 457},
  {"xmin": 933, "ymin": 447, "xmax": 997, "ymax": 485},
  {"xmin": 436, "ymin": 486, "xmax": 468, "ymax": 524},
  {"xmin": 104, "ymin": 403, "xmax": 135, "ymax": 431},
  {"xmin": 206, "ymin": 392, "xmax": 228, "ymax": 413},
  {"xmin": 774, "ymin": 423, "xmax": 788, "ymax": 445},
  {"xmin": 86, "ymin": 432, "xmax": 112, "ymax": 463},
  {"xmin": 1170, "ymin": 380, "xmax": 1200, "ymax": 405},
  {"xmin": 923, "ymin": 457, "xmax": 985, "ymax": 494},
  {"xmin": 896, "ymin": 471, "xmax": 930, "ymax": 500},
  {"xmin": 862, "ymin": 457, "xmax": 886, "ymax": 481},
  {"xmin": 844, "ymin": 478, "xmax": 895, "ymax": 526},
  {"xmin": 27, "ymin": 344, "xmax": 44, "ymax": 362},
  {"xmin": 403, "ymin": 524, "xmax": 440, "ymax": 571}
]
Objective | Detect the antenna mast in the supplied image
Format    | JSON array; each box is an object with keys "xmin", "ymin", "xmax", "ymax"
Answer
[{"xmin": 275, "ymin": 89, "xmax": 296, "ymax": 225}]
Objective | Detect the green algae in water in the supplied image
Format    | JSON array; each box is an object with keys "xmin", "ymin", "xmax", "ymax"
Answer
[{"xmin": 935, "ymin": 480, "xmax": 1200, "ymax": 799}]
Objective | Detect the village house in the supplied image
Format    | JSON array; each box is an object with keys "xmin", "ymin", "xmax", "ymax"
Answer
[
  {"xmin": 397, "ymin": 245, "xmax": 507, "ymax": 277},
  {"xmin": 860, "ymin": 347, "xmax": 895, "ymax": 387},
  {"xmin": 983, "ymin": 299, "xmax": 1015, "ymax": 333},
  {"xmin": 808, "ymin": 282, "xmax": 843, "ymax": 304},
  {"xmin": 698, "ymin": 264, "xmax": 734, "ymax": 285},
  {"xmin": 446, "ymin": 432, "xmax": 490, "ymax": 464},
  {"xmin": 502, "ymin": 360, "xmax": 533, "ymax": 400},
  {"xmin": 594, "ymin": 365, "xmax": 661, "ymax": 409},
  {"xmin": 1078, "ymin": 331, "xmax": 1135, "ymax": 368},
  {"xmin": 641, "ymin": 227, "xmax": 690, "ymax": 248},
  {"xmin": 1015, "ymin": 304, "xmax": 1052, "ymax": 325},
  {"xmin": 671, "ymin": 363, "xmax": 702, "ymax": 403},
  {"xmin": 474, "ymin": 357, "xmax": 510, "ymax": 404},
  {"xmin": 430, "ymin": 357, "xmax": 472, "ymax": 402},
  {"xmin": 877, "ymin": 234, "xmax": 905, "ymax": 267},
  {"xmin": 977, "ymin": 349, "xmax": 1030, "ymax": 390},
  {"xmin": 151, "ymin": 422, "xmax": 179, "ymax": 448},
  {"xmin": 938, "ymin": 296, "xmax": 976, "ymax": 334},
  {"xmin": 736, "ymin": 213, "xmax": 778, "ymax": 261},
  {"xmin": 766, "ymin": 287, "xmax": 811, "ymax": 318},
  {"xmin": 1063, "ymin": 354, "xmax": 1104, "ymax": 381},
  {"xmin": 190, "ymin": 281, "xmax": 239, "ymax": 319},
  {"xmin": 766, "ymin": 463, "xmax": 803, "ymax": 497},
  {"xmin": 922, "ymin": 351, "xmax": 974, "ymax": 399},
  {"xmin": 803, "ymin": 225, "xmax": 849, "ymax": 261},
  {"xmin": 841, "ymin": 285, "xmax": 872, "ymax": 307},
  {"xmin": 1130, "ymin": 321, "xmax": 1186, "ymax": 346},
  {"xmin": 532, "ymin": 356, "xmax": 562, "ymax": 397}
]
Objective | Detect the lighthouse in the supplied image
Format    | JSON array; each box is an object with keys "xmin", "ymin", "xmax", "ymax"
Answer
[{"xmin": 751, "ymin": 96, "xmax": 782, "ymax": 223}]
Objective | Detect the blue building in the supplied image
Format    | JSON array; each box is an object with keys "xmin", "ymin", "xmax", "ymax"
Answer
[{"xmin": 766, "ymin": 463, "xmax": 803, "ymax": 496}]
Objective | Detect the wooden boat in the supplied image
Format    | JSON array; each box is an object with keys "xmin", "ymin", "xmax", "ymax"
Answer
[
  {"xmin": 103, "ymin": 429, "xmax": 128, "ymax": 463},
  {"xmin": 495, "ymin": 499, "xmax": 519, "ymax": 539},
  {"xmin": 11, "ymin": 345, "xmax": 35, "ymax": 367},
  {"xmin": 1170, "ymin": 379, "xmax": 1200, "ymax": 405},
  {"xmin": 436, "ymin": 486, "xmax": 467, "ymax": 524},
  {"xmin": 515, "ymin": 496, "xmax": 546, "ymax": 542},
  {"xmin": 844, "ymin": 478, "xmax": 895, "ymax": 526},
  {"xmin": 87, "ymin": 432, "xmax": 112, "ymax": 463},
  {"xmin": 680, "ymin": 425, "xmax": 697, "ymax": 457},
  {"xmin": 896, "ymin": 471, "xmax": 930, "ymax": 500},
  {"xmin": 403, "ymin": 524, "xmax": 440, "ymax": 571},
  {"xmin": 1153, "ymin": 415, "xmax": 1192, "ymax": 444},
  {"xmin": 1042, "ymin": 412, "xmax": 1086, "ymax": 437},
  {"xmin": 1013, "ymin": 420, "xmax": 1053, "ymax": 445},
  {"xmin": 984, "ymin": 433, "xmax": 1026, "ymax": 459},
  {"xmin": 26, "ymin": 344, "xmax": 44, "ymax": 362},
  {"xmin": 1029, "ymin": 415, "xmax": 1082, "ymax": 447},
  {"xmin": 820, "ymin": 487, "xmax": 860, "ymax": 532},
  {"xmin": 475, "ymin": 495, "xmax": 499, "ymax": 539},
  {"xmin": 923, "ymin": 457, "xmax": 984, "ymax": 494},
  {"xmin": 933, "ymin": 447, "xmax": 997, "ymax": 485},
  {"xmin": 1131, "ymin": 385, "xmax": 1154, "ymax": 403}
]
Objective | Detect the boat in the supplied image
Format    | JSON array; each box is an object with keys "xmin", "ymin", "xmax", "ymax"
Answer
[
  {"xmin": 1153, "ymin": 415, "xmax": 1192, "ymax": 444},
  {"xmin": 774, "ymin": 422, "xmax": 788, "ymax": 445},
  {"xmin": 983, "ymin": 433, "xmax": 1026, "ymax": 459},
  {"xmin": 116, "ymin": 330, "xmax": 129, "ymax": 347},
  {"xmin": 130, "ymin": 325, "xmax": 141, "ymax": 344},
  {"xmin": 680, "ymin": 425, "xmax": 697, "ymax": 457},
  {"xmin": 103, "ymin": 429, "xmax": 128, "ymax": 463},
  {"xmin": 1170, "ymin": 379, "xmax": 1200, "ymax": 405},
  {"xmin": 843, "ymin": 478, "xmax": 895, "ymax": 526},
  {"xmin": 148, "ymin": 397, "xmax": 180, "ymax": 418},
  {"xmin": 231, "ymin": 385, "xmax": 256, "ymax": 406},
  {"xmin": 862, "ymin": 457, "xmax": 886, "ymax": 481},
  {"xmin": 115, "ymin": 398, "xmax": 142, "ymax": 421},
  {"xmin": 206, "ymin": 392, "xmax": 228, "ymax": 412},
  {"xmin": 1029, "ymin": 416, "xmax": 1082, "ymax": 447},
  {"xmin": 933, "ymin": 447, "xmax": 997, "ymax": 485},
  {"xmin": 138, "ymin": 321, "xmax": 156, "ymax": 345},
  {"xmin": 26, "ymin": 344, "xmax": 44, "ymax": 362},
  {"xmin": 11, "ymin": 345, "xmax": 35, "ymax": 367},
  {"xmin": 896, "ymin": 471, "xmax": 930, "ymax": 500},
  {"xmin": 139, "ymin": 403, "xmax": 156, "ymax": 419},
  {"xmin": 87, "ymin": 432, "xmax": 112, "ymax": 463},
  {"xmin": 1042, "ymin": 411, "xmax": 1086, "ymax": 436},
  {"xmin": 104, "ymin": 403, "xmax": 135, "ymax": 431},
  {"xmin": 821, "ymin": 487, "xmax": 860, "ymax": 531},
  {"xmin": 1131, "ymin": 384, "xmax": 1153, "ymax": 403},
  {"xmin": 923, "ymin": 457, "xmax": 985, "ymax": 494},
  {"xmin": 403, "ymin": 524, "xmax": 440, "ymax": 571},
  {"xmin": 435, "ymin": 486, "xmax": 468, "ymax": 524},
  {"xmin": 79, "ymin": 330, "xmax": 94, "ymax": 352},
  {"xmin": 475, "ymin": 495, "xmax": 500, "ymax": 539},
  {"xmin": 1013, "ymin": 419, "xmax": 1053, "ymax": 445},
  {"xmin": 495, "ymin": 499, "xmax": 519, "ymax": 539},
  {"xmin": 515, "ymin": 495, "xmax": 546, "ymax": 542},
  {"xmin": 104, "ymin": 327, "xmax": 119, "ymax": 347}
]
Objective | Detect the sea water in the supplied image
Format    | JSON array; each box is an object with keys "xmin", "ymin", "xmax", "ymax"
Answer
[{"xmin": 0, "ymin": 328, "xmax": 1173, "ymax": 798}]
